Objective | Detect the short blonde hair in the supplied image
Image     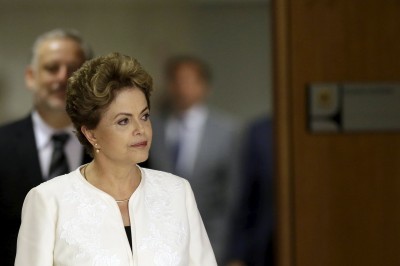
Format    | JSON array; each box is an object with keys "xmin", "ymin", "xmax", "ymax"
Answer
[{"xmin": 30, "ymin": 28, "xmax": 93, "ymax": 68}]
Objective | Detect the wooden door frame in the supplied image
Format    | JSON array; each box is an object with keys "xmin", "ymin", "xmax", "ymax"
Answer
[{"xmin": 272, "ymin": 0, "xmax": 294, "ymax": 265}]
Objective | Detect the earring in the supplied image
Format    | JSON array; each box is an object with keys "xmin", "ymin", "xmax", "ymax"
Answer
[{"xmin": 94, "ymin": 143, "xmax": 100, "ymax": 153}]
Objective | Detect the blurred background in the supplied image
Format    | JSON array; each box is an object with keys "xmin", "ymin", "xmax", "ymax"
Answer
[
  {"xmin": 0, "ymin": 0, "xmax": 271, "ymax": 126},
  {"xmin": 2, "ymin": 0, "xmax": 400, "ymax": 265}
]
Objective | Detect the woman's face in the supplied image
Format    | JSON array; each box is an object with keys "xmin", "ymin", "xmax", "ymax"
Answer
[{"xmin": 92, "ymin": 87, "xmax": 152, "ymax": 164}]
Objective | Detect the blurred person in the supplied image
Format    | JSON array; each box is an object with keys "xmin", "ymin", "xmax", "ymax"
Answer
[
  {"xmin": 15, "ymin": 52, "xmax": 217, "ymax": 266},
  {"xmin": 226, "ymin": 115, "xmax": 275, "ymax": 266},
  {"xmin": 0, "ymin": 28, "xmax": 93, "ymax": 265},
  {"xmin": 148, "ymin": 55, "xmax": 241, "ymax": 264}
]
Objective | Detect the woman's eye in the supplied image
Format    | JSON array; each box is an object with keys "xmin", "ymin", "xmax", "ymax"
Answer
[
  {"xmin": 142, "ymin": 113, "xmax": 150, "ymax": 121},
  {"xmin": 118, "ymin": 118, "xmax": 129, "ymax": 125}
]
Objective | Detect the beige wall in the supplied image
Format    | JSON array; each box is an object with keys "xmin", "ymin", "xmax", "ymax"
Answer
[{"xmin": 0, "ymin": 1, "xmax": 271, "ymax": 126}]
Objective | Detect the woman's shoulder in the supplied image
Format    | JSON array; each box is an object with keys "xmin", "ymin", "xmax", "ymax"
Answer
[
  {"xmin": 141, "ymin": 167, "xmax": 185, "ymax": 182},
  {"xmin": 140, "ymin": 167, "xmax": 189, "ymax": 191},
  {"xmin": 29, "ymin": 169, "xmax": 81, "ymax": 196}
]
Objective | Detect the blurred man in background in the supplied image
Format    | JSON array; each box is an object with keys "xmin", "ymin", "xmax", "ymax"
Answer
[
  {"xmin": 148, "ymin": 55, "xmax": 242, "ymax": 264},
  {"xmin": 0, "ymin": 28, "xmax": 93, "ymax": 265},
  {"xmin": 226, "ymin": 115, "xmax": 275, "ymax": 266}
]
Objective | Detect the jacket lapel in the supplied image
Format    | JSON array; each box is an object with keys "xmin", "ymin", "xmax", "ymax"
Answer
[{"xmin": 16, "ymin": 115, "xmax": 43, "ymax": 187}]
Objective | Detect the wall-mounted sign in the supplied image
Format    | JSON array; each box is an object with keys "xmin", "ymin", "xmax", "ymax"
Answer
[{"xmin": 307, "ymin": 83, "xmax": 400, "ymax": 133}]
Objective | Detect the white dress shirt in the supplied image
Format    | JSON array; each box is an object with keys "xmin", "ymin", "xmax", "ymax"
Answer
[
  {"xmin": 15, "ymin": 166, "xmax": 217, "ymax": 266},
  {"xmin": 165, "ymin": 105, "xmax": 208, "ymax": 177}
]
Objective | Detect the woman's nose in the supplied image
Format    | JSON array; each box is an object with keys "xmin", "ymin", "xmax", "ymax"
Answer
[{"xmin": 133, "ymin": 120, "xmax": 144, "ymax": 135}]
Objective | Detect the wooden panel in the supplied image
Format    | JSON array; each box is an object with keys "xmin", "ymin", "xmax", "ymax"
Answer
[
  {"xmin": 272, "ymin": 0, "xmax": 294, "ymax": 265},
  {"xmin": 274, "ymin": 0, "xmax": 400, "ymax": 265}
]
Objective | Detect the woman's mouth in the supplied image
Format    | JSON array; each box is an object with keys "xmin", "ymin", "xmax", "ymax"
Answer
[{"xmin": 131, "ymin": 141, "xmax": 147, "ymax": 148}]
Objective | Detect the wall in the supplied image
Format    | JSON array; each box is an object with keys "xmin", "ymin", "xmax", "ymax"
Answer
[{"xmin": 0, "ymin": 1, "xmax": 271, "ymax": 126}]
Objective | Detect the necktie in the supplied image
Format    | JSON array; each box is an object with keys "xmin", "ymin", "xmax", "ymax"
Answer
[
  {"xmin": 171, "ymin": 117, "xmax": 185, "ymax": 175},
  {"xmin": 48, "ymin": 133, "xmax": 70, "ymax": 179},
  {"xmin": 171, "ymin": 136, "xmax": 181, "ymax": 173}
]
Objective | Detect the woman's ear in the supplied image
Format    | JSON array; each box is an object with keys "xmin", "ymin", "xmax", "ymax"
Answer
[{"xmin": 81, "ymin": 126, "xmax": 96, "ymax": 145}]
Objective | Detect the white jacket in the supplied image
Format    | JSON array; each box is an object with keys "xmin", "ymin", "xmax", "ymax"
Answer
[{"xmin": 15, "ymin": 166, "xmax": 217, "ymax": 266}]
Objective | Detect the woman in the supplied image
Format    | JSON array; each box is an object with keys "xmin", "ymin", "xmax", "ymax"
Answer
[{"xmin": 15, "ymin": 52, "xmax": 217, "ymax": 266}]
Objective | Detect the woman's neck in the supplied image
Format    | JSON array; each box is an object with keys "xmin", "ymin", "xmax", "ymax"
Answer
[{"xmin": 82, "ymin": 160, "xmax": 141, "ymax": 201}]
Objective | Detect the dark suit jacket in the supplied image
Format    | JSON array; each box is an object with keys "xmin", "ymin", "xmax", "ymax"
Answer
[
  {"xmin": 227, "ymin": 116, "xmax": 275, "ymax": 266},
  {"xmin": 148, "ymin": 108, "xmax": 242, "ymax": 264},
  {"xmin": 0, "ymin": 114, "xmax": 91, "ymax": 266}
]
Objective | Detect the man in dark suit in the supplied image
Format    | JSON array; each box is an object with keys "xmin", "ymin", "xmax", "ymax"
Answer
[
  {"xmin": 0, "ymin": 28, "xmax": 93, "ymax": 265},
  {"xmin": 148, "ymin": 55, "xmax": 242, "ymax": 264},
  {"xmin": 226, "ymin": 116, "xmax": 275, "ymax": 266}
]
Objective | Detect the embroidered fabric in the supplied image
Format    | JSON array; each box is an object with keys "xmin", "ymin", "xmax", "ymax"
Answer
[
  {"xmin": 57, "ymin": 170, "xmax": 188, "ymax": 266},
  {"xmin": 60, "ymin": 180, "xmax": 122, "ymax": 265},
  {"xmin": 138, "ymin": 171, "xmax": 187, "ymax": 266}
]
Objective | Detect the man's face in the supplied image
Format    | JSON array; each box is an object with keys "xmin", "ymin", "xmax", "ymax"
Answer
[
  {"xmin": 167, "ymin": 63, "xmax": 209, "ymax": 111},
  {"xmin": 25, "ymin": 37, "xmax": 85, "ymax": 114}
]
